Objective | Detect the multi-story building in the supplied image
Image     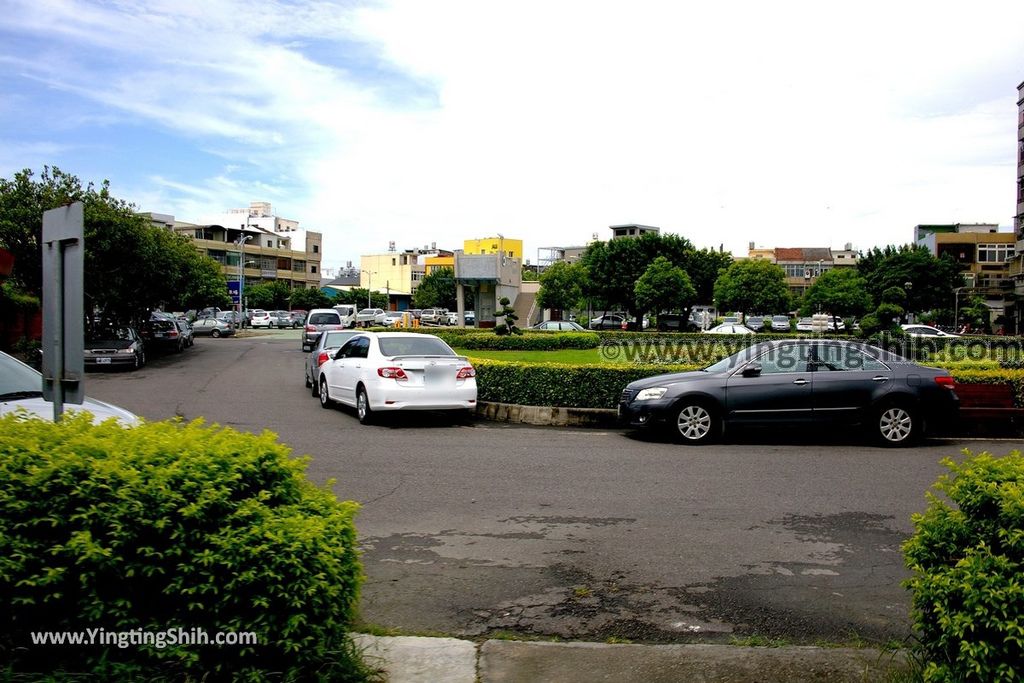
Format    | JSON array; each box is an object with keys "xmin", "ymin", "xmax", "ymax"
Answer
[
  {"xmin": 744, "ymin": 244, "xmax": 858, "ymax": 295},
  {"xmin": 359, "ymin": 245, "xmax": 453, "ymax": 309},
  {"xmin": 142, "ymin": 210, "xmax": 322, "ymax": 309},
  {"xmin": 610, "ymin": 224, "xmax": 660, "ymax": 239},
  {"xmin": 463, "ymin": 237, "xmax": 523, "ymax": 260},
  {"xmin": 1011, "ymin": 79, "xmax": 1024, "ymax": 328},
  {"xmin": 917, "ymin": 223, "xmax": 1016, "ymax": 328}
]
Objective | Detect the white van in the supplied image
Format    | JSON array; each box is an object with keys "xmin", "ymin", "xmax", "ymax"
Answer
[{"xmin": 332, "ymin": 304, "xmax": 357, "ymax": 328}]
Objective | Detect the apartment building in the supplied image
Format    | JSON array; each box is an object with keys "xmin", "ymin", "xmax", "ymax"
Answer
[
  {"xmin": 359, "ymin": 245, "xmax": 454, "ymax": 308},
  {"xmin": 745, "ymin": 243, "xmax": 858, "ymax": 295}
]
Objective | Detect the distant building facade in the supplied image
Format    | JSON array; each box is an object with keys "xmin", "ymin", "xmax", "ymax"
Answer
[{"xmin": 744, "ymin": 243, "xmax": 858, "ymax": 295}]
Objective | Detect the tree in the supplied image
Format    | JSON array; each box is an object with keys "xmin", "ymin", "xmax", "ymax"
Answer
[
  {"xmin": 289, "ymin": 287, "xmax": 332, "ymax": 311},
  {"xmin": 536, "ymin": 261, "xmax": 586, "ymax": 314},
  {"xmin": 857, "ymin": 245, "xmax": 963, "ymax": 315},
  {"xmin": 413, "ymin": 267, "xmax": 456, "ymax": 309},
  {"xmin": 633, "ymin": 256, "xmax": 697, "ymax": 316},
  {"xmin": 0, "ymin": 166, "xmax": 231, "ymax": 329},
  {"xmin": 579, "ymin": 232, "xmax": 697, "ymax": 322},
  {"xmin": 494, "ymin": 296, "xmax": 521, "ymax": 335},
  {"xmin": 713, "ymin": 260, "xmax": 789, "ymax": 314},
  {"xmin": 800, "ymin": 269, "xmax": 872, "ymax": 320},
  {"xmin": 678, "ymin": 248, "xmax": 733, "ymax": 304},
  {"xmin": 344, "ymin": 288, "xmax": 388, "ymax": 310},
  {"xmin": 245, "ymin": 281, "xmax": 291, "ymax": 310}
]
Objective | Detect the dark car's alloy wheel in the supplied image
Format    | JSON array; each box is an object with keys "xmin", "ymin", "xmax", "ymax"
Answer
[
  {"xmin": 877, "ymin": 404, "xmax": 916, "ymax": 446},
  {"xmin": 673, "ymin": 403, "xmax": 717, "ymax": 444}
]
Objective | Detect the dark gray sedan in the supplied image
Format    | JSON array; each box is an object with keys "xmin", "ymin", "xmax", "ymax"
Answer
[
  {"xmin": 304, "ymin": 329, "xmax": 359, "ymax": 395},
  {"xmin": 191, "ymin": 318, "xmax": 235, "ymax": 338},
  {"xmin": 619, "ymin": 339, "xmax": 958, "ymax": 447}
]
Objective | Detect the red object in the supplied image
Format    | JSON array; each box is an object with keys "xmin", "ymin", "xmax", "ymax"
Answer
[
  {"xmin": 934, "ymin": 376, "xmax": 955, "ymax": 389},
  {"xmin": 377, "ymin": 367, "xmax": 408, "ymax": 381},
  {"xmin": 317, "ymin": 352, "xmax": 330, "ymax": 366},
  {"xmin": 456, "ymin": 366, "xmax": 476, "ymax": 379},
  {"xmin": 0, "ymin": 248, "xmax": 13, "ymax": 277}
]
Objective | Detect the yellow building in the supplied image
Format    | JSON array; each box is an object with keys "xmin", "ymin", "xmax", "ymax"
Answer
[
  {"xmin": 360, "ymin": 252, "xmax": 419, "ymax": 298},
  {"xmin": 464, "ymin": 237, "xmax": 523, "ymax": 261},
  {"xmin": 424, "ymin": 255, "xmax": 455, "ymax": 275}
]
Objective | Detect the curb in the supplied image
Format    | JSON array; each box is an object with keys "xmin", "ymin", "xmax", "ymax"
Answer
[
  {"xmin": 352, "ymin": 635, "xmax": 908, "ymax": 683},
  {"xmin": 476, "ymin": 401, "xmax": 618, "ymax": 428}
]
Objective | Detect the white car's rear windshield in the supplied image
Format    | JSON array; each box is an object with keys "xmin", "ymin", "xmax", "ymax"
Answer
[
  {"xmin": 378, "ymin": 337, "xmax": 456, "ymax": 357},
  {"xmin": 309, "ymin": 313, "xmax": 341, "ymax": 325}
]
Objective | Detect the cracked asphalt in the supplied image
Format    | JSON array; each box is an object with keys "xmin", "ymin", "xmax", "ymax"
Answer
[{"xmin": 84, "ymin": 334, "xmax": 1020, "ymax": 646}]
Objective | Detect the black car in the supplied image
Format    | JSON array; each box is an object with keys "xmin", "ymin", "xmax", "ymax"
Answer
[
  {"xmin": 84, "ymin": 326, "xmax": 146, "ymax": 370},
  {"xmin": 141, "ymin": 315, "xmax": 187, "ymax": 352},
  {"xmin": 618, "ymin": 339, "xmax": 958, "ymax": 447}
]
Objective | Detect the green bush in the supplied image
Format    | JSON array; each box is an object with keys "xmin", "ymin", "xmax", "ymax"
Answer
[
  {"xmin": 903, "ymin": 450, "xmax": 1024, "ymax": 682},
  {"xmin": 473, "ymin": 359, "xmax": 699, "ymax": 408},
  {"xmin": 457, "ymin": 331, "xmax": 598, "ymax": 351},
  {"xmin": 0, "ymin": 415, "xmax": 366, "ymax": 681},
  {"xmin": 946, "ymin": 369, "xmax": 1024, "ymax": 407}
]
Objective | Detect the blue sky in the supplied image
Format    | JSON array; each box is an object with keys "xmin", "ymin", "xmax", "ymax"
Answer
[{"xmin": 2, "ymin": 0, "xmax": 1023, "ymax": 274}]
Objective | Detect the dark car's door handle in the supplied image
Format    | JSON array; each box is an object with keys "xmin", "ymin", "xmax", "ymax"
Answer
[
  {"xmin": 872, "ymin": 376, "xmax": 889, "ymax": 382},
  {"xmin": 792, "ymin": 379, "xmax": 808, "ymax": 386}
]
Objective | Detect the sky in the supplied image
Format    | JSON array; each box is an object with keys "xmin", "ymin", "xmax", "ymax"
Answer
[{"xmin": 2, "ymin": 0, "xmax": 1023, "ymax": 275}]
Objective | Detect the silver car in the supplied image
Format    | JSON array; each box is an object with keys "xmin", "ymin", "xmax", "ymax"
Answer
[{"xmin": 304, "ymin": 330, "xmax": 360, "ymax": 395}]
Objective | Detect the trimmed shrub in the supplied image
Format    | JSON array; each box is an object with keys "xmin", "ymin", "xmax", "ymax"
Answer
[
  {"xmin": 472, "ymin": 359, "xmax": 699, "ymax": 409},
  {"xmin": 456, "ymin": 331, "xmax": 598, "ymax": 351},
  {"xmin": 946, "ymin": 368, "xmax": 1024, "ymax": 407},
  {"xmin": 0, "ymin": 415, "xmax": 366, "ymax": 681},
  {"xmin": 903, "ymin": 450, "xmax": 1024, "ymax": 682}
]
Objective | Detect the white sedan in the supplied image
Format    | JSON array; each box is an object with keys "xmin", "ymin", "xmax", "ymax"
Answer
[
  {"xmin": 901, "ymin": 324, "xmax": 959, "ymax": 338},
  {"xmin": 317, "ymin": 332, "xmax": 477, "ymax": 423},
  {"xmin": 704, "ymin": 323, "xmax": 756, "ymax": 335}
]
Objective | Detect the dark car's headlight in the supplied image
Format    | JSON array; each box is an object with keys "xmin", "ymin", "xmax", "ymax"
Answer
[{"xmin": 635, "ymin": 387, "xmax": 668, "ymax": 401}]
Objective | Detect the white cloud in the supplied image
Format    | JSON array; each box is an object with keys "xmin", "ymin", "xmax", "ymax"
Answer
[{"xmin": 2, "ymin": 0, "xmax": 1023, "ymax": 270}]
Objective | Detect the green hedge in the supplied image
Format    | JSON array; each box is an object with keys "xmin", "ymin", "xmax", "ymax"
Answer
[
  {"xmin": 473, "ymin": 359, "xmax": 699, "ymax": 408},
  {"xmin": 903, "ymin": 450, "xmax": 1024, "ymax": 682},
  {"xmin": 471, "ymin": 361, "xmax": 1024, "ymax": 409},
  {"xmin": 0, "ymin": 415, "xmax": 367, "ymax": 680}
]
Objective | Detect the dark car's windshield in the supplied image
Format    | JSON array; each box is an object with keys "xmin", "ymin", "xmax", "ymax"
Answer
[
  {"xmin": 378, "ymin": 337, "xmax": 456, "ymax": 357},
  {"xmin": 87, "ymin": 327, "xmax": 134, "ymax": 342}
]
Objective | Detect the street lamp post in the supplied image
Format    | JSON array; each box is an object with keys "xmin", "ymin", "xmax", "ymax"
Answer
[
  {"xmin": 235, "ymin": 234, "xmax": 254, "ymax": 321},
  {"xmin": 360, "ymin": 270, "xmax": 376, "ymax": 310},
  {"xmin": 904, "ymin": 281, "xmax": 913, "ymax": 323}
]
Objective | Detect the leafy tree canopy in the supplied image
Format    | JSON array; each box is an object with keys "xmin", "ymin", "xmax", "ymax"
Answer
[
  {"xmin": 713, "ymin": 260, "xmax": 790, "ymax": 314},
  {"xmin": 799, "ymin": 268, "xmax": 872, "ymax": 318},
  {"xmin": 536, "ymin": 261, "xmax": 586, "ymax": 312},
  {"xmin": 856, "ymin": 244, "xmax": 963, "ymax": 314},
  {"xmin": 634, "ymin": 256, "xmax": 696, "ymax": 315},
  {"xmin": 288, "ymin": 287, "xmax": 333, "ymax": 311},
  {"xmin": 413, "ymin": 267, "xmax": 456, "ymax": 309}
]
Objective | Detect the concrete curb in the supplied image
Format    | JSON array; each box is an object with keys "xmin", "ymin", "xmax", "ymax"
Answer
[
  {"xmin": 351, "ymin": 635, "xmax": 908, "ymax": 683},
  {"xmin": 476, "ymin": 401, "xmax": 618, "ymax": 428}
]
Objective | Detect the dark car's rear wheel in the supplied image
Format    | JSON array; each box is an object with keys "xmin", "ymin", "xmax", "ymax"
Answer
[
  {"xmin": 875, "ymin": 402, "xmax": 918, "ymax": 447},
  {"xmin": 671, "ymin": 401, "xmax": 719, "ymax": 445}
]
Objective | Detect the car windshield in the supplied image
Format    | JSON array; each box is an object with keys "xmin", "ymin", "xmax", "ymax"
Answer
[
  {"xmin": 322, "ymin": 331, "xmax": 357, "ymax": 348},
  {"xmin": 378, "ymin": 336, "xmax": 456, "ymax": 357},
  {"xmin": 359, "ymin": 309, "xmax": 375, "ymax": 315},
  {"xmin": 0, "ymin": 351, "xmax": 42, "ymax": 396},
  {"xmin": 773, "ymin": 316, "xmax": 788, "ymax": 322},
  {"xmin": 87, "ymin": 327, "xmax": 134, "ymax": 341},
  {"xmin": 309, "ymin": 313, "xmax": 340, "ymax": 325},
  {"xmin": 702, "ymin": 343, "xmax": 769, "ymax": 373}
]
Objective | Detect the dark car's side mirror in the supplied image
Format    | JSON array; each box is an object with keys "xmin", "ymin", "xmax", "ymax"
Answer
[{"xmin": 742, "ymin": 363, "xmax": 762, "ymax": 377}]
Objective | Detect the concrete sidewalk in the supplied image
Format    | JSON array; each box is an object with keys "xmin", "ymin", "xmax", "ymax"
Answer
[{"xmin": 353, "ymin": 635, "xmax": 908, "ymax": 682}]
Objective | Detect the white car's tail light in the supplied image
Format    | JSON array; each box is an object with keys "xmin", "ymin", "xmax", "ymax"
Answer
[
  {"xmin": 305, "ymin": 324, "xmax": 316, "ymax": 332},
  {"xmin": 317, "ymin": 352, "xmax": 330, "ymax": 366},
  {"xmin": 456, "ymin": 366, "xmax": 476, "ymax": 379},
  {"xmin": 378, "ymin": 367, "xmax": 409, "ymax": 381}
]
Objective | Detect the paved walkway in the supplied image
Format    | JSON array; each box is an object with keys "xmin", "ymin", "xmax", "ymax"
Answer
[{"xmin": 352, "ymin": 635, "xmax": 908, "ymax": 682}]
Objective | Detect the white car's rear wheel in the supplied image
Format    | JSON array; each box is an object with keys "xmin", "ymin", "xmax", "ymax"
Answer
[
  {"xmin": 357, "ymin": 386, "xmax": 373, "ymax": 425},
  {"xmin": 319, "ymin": 377, "xmax": 333, "ymax": 409}
]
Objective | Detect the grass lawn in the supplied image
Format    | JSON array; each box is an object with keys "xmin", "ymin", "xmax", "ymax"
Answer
[{"xmin": 454, "ymin": 348, "xmax": 616, "ymax": 364}]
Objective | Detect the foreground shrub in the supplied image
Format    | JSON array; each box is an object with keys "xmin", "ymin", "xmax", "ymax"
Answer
[
  {"xmin": 903, "ymin": 450, "xmax": 1024, "ymax": 682},
  {"xmin": 0, "ymin": 415, "xmax": 366, "ymax": 681}
]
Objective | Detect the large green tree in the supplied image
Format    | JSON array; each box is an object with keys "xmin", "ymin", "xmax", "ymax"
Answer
[
  {"xmin": 579, "ymin": 232, "xmax": 700, "ymax": 322},
  {"xmin": 536, "ymin": 261, "xmax": 586, "ymax": 314},
  {"xmin": 713, "ymin": 260, "xmax": 790, "ymax": 314},
  {"xmin": 856, "ymin": 245, "xmax": 963, "ymax": 315},
  {"xmin": 244, "ymin": 281, "xmax": 292, "ymax": 310},
  {"xmin": 413, "ymin": 267, "xmax": 456, "ymax": 309},
  {"xmin": 288, "ymin": 287, "xmax": 333, "ymax": 311},
  {"xmin": 634, "ymin": 256, "xmax": 696, "ymax": 315},
  {"xmin": 800, "ymin": 268, "xmax": 872, "ymax": 319},
  {"xmin": 0, "ymin": 166, "xmax": 229, "ymax": 327}
]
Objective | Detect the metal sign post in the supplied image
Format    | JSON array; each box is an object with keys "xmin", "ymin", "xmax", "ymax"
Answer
[{"xmin": 42, "ymin": 202, "xmax": 85, "ymax": 421}]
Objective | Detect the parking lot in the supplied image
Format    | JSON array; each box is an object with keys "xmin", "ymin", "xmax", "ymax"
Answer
[{"xmin": 84, "ymin": 333, "xmax": 1017, "ymax": 645}]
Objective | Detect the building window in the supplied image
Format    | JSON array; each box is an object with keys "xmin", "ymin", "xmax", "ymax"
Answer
[
  {"xmin": 310, "ymin": 265, "xmax": 317, "ymax": 274},
  {"xmin": 392, "ymin": 258, "xmax": 396, "ymax": 266},
  {"xmin": 266, "ymin": 240, "xmax": 273, "ymax": 248},
  {"xmin": 313, "ymin": 244, "xmax": 319, "ymax": 254},
  {"xmin": 293, "ymin": 260, "xmax": 306, "ymax": 272},
  {"xmin": 978, "ymin": 244, "xmax": 1015, "ymax": 263}
]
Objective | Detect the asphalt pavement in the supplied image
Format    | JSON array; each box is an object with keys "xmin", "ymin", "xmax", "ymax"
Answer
[{"xmin": 81, "ymin": 333, "xmax": 1019, "ymax": 678}]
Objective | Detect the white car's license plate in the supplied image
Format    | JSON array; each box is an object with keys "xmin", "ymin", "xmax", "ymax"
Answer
[{"xmin": 97, "ymin": 357, "xmax": 111, "ymax": 364}]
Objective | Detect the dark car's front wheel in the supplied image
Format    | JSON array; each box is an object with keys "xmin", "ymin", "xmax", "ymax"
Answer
[
  {"xmin": 875, "ymin": 402, "xmax": 918, "ymax": 447},
  {"xmin": 671, "ymin": 401, "xmax": 719, "ymax": 445}
]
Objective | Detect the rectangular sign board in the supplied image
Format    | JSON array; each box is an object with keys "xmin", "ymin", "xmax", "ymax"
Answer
[{"xmin": 41, "ymin": 202, "xmax": 85, "ymax": 411}]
